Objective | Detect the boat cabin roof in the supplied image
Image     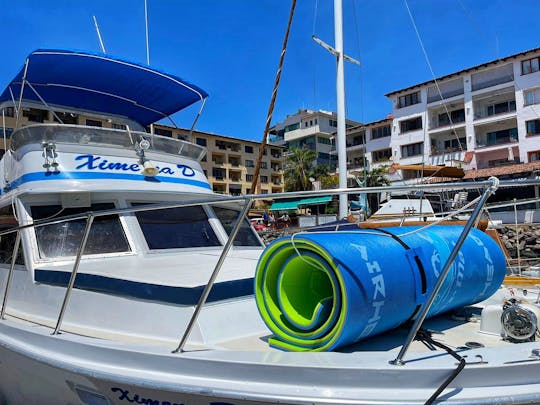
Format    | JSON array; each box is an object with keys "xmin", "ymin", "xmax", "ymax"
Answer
[{"xmin": 0, "ymin": 49, "xmax": 208, "ymax": 127}]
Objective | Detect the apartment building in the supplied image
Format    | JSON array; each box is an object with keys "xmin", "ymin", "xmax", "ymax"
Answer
[
  {"xmin": 385, "ymin": 46, "xmax": 540, "ymax": 183},
  {"xmin": 0, "ymin": 109, "xmax": 285, "ymax": 196},
  {"xmin": 171, "ymin": 127, "xmax": 285, "ymax": 196},
  {"xmin": 270, "ymin": 109, "xmax": 361, "ymax": 167},
  {"xmin": 342, "ymin": 117, "xmax": 393, "ymax": 183}
]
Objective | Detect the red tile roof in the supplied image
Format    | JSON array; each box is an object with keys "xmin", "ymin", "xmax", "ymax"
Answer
[{"xmin": 463, "ymin": 162, "xmax": 540, "ymax": 179}]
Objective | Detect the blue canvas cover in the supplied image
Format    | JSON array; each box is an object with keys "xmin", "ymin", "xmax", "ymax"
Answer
[{"xmin": 0, "ymin": 49, "xmax": 208, "ymax": 126}]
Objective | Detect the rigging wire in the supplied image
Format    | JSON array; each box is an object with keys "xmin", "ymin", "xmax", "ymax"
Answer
[
  {"xmin": 457, "ymin": 0, "xmax": 499, "ymax": 59},
  {"xmin": 249, "ymin": 0, "xmax": 297, "ymax": 195},
  {"xmin": 351, "ymin": 0, "xmax": 365, "ymax": 124},
  {"xmin": 403, "ymin": 0, "xmax": 464, "ymax": 153},
  {"xmin": 312, "ymin": 0, "xmax": 319, "ymax": 109}
]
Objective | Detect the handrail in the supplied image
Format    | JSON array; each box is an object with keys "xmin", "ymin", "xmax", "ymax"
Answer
[
  {"xmin": 0, "ymin": 231, "xmax": 20, "ymax": 319},
  {"xmin": 52, "ymin": 215, "xmax": 94, "ymax": 335},
  {"xmin": 390, "ymin": 177, "xmax": 500, "ymax": 365},
  {"xmin": 173, "ymin": 199, "xmax": 254, "ymax": 353},
  {"xmin": 0, "ymin": 175, "xmax": 537, "ymax": 349}
]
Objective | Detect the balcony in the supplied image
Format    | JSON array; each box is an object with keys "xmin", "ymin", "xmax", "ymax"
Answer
[
  {"xmin": 471, "ymin": 63, "xmax": 514, "ymax": 92},
  {"xmin": 228, "ymin": 158, "xmax": 241, "ymax": 167},
  {"xmin": 476, "ymin": 127, "xmax": 518, "ymax": 149},
  {"xmin": 215, "ymin": 140, "xmax": 241, "ymax": 152},
  {"xmin": 475, "ymin": 145, "xmax": 520, "ymax": 169},
  {"xmin": 428, "ymin": 106, "xmax": 465, "ymax": 130},
  {"xmin": 474, "ymin": 99, "xmax": 516, "ymax": 120},
  {"xmin": 426, "ymin": 77, "xmax": 464, "ymax": 104}
]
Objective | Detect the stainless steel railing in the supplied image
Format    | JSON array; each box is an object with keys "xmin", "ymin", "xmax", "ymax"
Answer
[{"xmin": 0, "ymin": 177, "xmax": 538, "ymax": 357}]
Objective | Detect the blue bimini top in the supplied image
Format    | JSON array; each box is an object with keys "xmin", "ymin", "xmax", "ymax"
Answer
[{"xmin": 0, "ymin": 49, "xmax": 208, "ymax": 126}]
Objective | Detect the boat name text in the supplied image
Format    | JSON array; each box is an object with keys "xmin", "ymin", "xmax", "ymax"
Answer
[
  {"xmin": 75, "ymin": 154, "xmax": 195, "ymax": 176},
  {"xmin": 111, "ymin": 387, "xmax": 235, "ymax": 405}
]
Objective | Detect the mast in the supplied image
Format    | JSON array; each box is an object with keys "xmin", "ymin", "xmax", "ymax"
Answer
[{"xmin": 334, "ymin": 0, "xmax": 348, "ymax": 219}]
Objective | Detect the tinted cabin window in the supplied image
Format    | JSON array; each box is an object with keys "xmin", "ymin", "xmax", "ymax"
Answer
[
  {"xmin": 0, "ymin": 205, "xmax": 24, "ymax": 265},
  {"xmin": 133, "ymin": 204, "xmax": 220, "ymax": 249},
  {"xmin": 213, "ymin": 206, "xmax": 261, "ymax": 247},
  {"xmin": 31, "ymin": 203, "xmax": 130, "ymax": 259}
]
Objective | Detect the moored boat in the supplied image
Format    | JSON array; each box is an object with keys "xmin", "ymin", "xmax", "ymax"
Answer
[{"xmin": 2, "ymin": 49, "xmax": 540, "ymax": 405}]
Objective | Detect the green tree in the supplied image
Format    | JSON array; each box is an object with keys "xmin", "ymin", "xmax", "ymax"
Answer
[{"xmin": 284, "ymin": 147, "xmax": 318, "ymax": 191}]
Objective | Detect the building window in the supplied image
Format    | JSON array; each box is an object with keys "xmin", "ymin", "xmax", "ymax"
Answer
[
  {"xmin": 85, "ymin": 119, "xmax": 102, "ymax": 127},
  {"xmin": 284, "ymin": 123, "xmax": 300, "ymax": 132},
  {"xmin": 481, "ymin": 128, "xmax": 518, "ymax": 146},
  {"xmin": 111, "ymin": 123, "xmax": 127, "ymax": 130},
  {"xmin": 246, "ymin": 174, "xmax": 254, "ymax": 182},
  {"xmin": 261, "ymin": 176, "xmax": 268, "ymax": 183},
  {"xmin": 261, "ymin": 189, "xmax": 268, "ymax": 194},
  {"xmin": 371, "ymin": 125, "xmax": 391, "ymax": 139},
  {"xmin": 245, "ymin": 159, "xmax": 254, "ymax": 167},
  {"xmin": 400, "ymin": 116, "xmax": 422, "ymax": 133},
  {"xmin": 526, "ymin": 119, "xmax": 540, "ymax": 136},
  {"xmin": 438, "ymin": 109, "xmax": 465, "ymax": 126},
  {"xmin": 1, "ymin": 128, "xmax": 14, "ymax": 139},
  {"xmin": 486, "ymin": 100, "xmax": 515, "ymax": 116},
  {"xmin": 260, "ymin": 162, "xmax": 267, "ymax": 169},
  {"xmin": 317, "ymin": 136, "xmax": 331, "ymax": 145},
  {"xmin": 401, "ymin": 142, "xmax": 424, "ymax": 158},
  {"xmin": 154, "ymin": 128, "xmax": 172, "ymax": 137},
  {"xmin": 3, "ymin": 107, "xmax": 14, "ymax": 117},
  {"xmin": 528, "ymin": 150, "xmax": 540, "ymax": 162},
  {"xmin": 314, "ymin": 119, "xmax": 318, "ymax": 125},
  {"xmin": 212, "ymin": 168, "xmax": 226, "ymax": 180},
  {"xmin": 522, "ymin": 56, "xmax": 540, "ymax": 75},
  {"xmin": 245, "ymin": 145, "xmax": 253, "ymax": 153},
  {"xmin": 196, "ymin": 137, "xmax": 207, "ymax": 147},
  {"xmin": 443, "ymin": 137, "xmax": 466, "ymax": 151},
  {"xmin": 398, "ymin": 91, "xmax": 420, "ymax": 108},
  {"xmin": 488, "ymin": 158, "xmax": 513, "ymax": 168},
  {"xmin": 524, "ymin": 88, "xmax": 540, "ymax": 106},
  {"xmin": 372, "ymin": 148, "xmax": 392, "ymax": 163},
  {"xmin": 23, "ymin": 108, "xmax": 48, "ymax": 123},
  {"xmin": 329, "ymin": 119, "xmax": 337, "ymax": 127}
]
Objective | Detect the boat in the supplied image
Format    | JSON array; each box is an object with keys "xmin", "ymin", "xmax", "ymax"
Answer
[{"xmin": 3, "ymin": 21, "xmax": 540, "ymax": 405}]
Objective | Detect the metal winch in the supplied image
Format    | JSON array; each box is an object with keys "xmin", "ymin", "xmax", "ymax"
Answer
[{"xmin": 501, "ymin": 299, "xmax": 540, "ymax": 343}]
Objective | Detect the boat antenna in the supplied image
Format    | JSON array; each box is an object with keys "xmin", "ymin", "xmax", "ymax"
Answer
[
  {"xmin": 250, "ymin": 0, "xmax": 297, "ymax": 195},
  {"xmin": 93, "ymin": 16, "xmax": 107, "ymax": 54},
  {"xmin": 144, "ymin": 0, "xmax": 150, "ymax": 65}
]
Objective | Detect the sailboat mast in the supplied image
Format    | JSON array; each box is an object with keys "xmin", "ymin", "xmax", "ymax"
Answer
[{"xmin": 334, "ymin": 0, "xmax": 348, "ymax": 219}]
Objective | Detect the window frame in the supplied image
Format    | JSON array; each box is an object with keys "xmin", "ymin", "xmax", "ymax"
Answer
[
  {"xmin": 526, "ymin": 119, "xmax": 540, "ymax": 136},
  {"xmin": 27, "ymin": 200, "xmax": 133, "ymax": 263},
  {"xmin": 522, "ymin": 56, "xmax": 540, "ymax": 75},
  {"xmin": 400, "ymin": 116, "xmax": 423, "ymax": 133},
  {"xmin": 398, "ymin": 91, "xmax": 420, "ymax": 108},
  {"xmin": 129, "ymin": 201, "xmax": 224, "ymax": 252}
]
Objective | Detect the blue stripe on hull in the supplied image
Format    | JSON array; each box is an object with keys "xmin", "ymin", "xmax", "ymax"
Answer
[
  {"xmin": 6, "ymin": 171, "xmax": 212, "ymax": 192},
  {"xmin": 35, "ymin": 269, "xmax": 253, "ymax": 305}
]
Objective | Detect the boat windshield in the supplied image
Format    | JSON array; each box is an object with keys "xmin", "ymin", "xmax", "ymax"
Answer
[
  {"xmin": 10, "ymin": 124, "xmax": 207, "ymax": 162},
  {"xmin": 212, "ymin": 206, "xmax": 262, "ymax": 247},
  {"xmin": 31, "ymin": 203, "xmax": 130, "ymax": 259},
  {"xmin": 132, "ymin": 204, "xmax": 221, "ymax": 249}
]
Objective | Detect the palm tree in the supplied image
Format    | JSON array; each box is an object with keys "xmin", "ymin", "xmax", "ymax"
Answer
[{"xmin": 284, "ymin": 147, "xmax": 317, "ymax": 191}]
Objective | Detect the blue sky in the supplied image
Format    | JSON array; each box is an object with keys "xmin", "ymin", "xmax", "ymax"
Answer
[{"xmin": 2, "ymin": 1, "xmax": 539, "ymax": 141}]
